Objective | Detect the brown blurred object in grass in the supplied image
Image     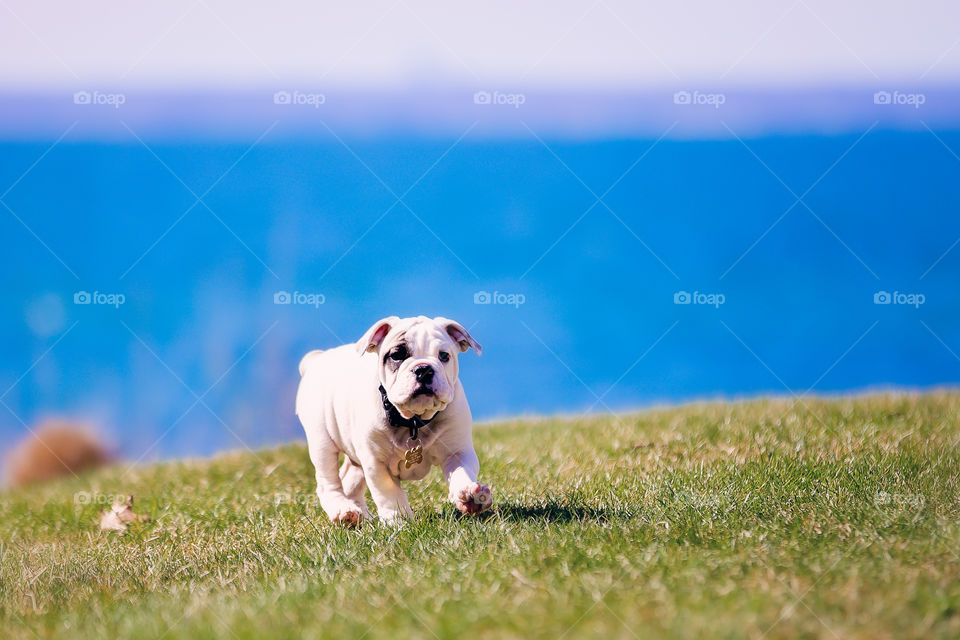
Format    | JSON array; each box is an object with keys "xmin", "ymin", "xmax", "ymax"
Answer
[{"xmin": 4, "ymin": 420, "xmax": 111, "ymax": 487}]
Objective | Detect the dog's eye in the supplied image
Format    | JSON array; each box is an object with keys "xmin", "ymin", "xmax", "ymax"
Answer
[
  {"xmin": 438, "ymin": 351, "xmax": 450, "ymax": 363},
  {"xmin": 389, "ymin": 346, "xmax": 408, "ymax": 361}
]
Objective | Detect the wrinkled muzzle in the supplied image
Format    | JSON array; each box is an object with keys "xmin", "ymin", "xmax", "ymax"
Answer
[{"xmin": 385, "ymin": 359, "xmax": 454, "ymax": 419}]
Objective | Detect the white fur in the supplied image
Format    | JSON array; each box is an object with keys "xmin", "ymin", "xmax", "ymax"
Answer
[{"xmin": 295, "ymin": 316, "xmax": 491, "ymax": 525}]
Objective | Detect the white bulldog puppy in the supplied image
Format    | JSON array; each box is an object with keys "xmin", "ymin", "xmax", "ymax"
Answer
[{"xmin": 295, "ymin": 316, "xmax": 492, "ymax": 525}]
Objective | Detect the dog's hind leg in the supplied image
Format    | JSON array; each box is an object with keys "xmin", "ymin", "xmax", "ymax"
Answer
[
  {"xmin": 308, "ymin": 432, "xmax": 365, "ymax": 527},
  {"xmin": 339, "ymin": 458, "xmax": 371, "ymax": 519},
  {"xmin": 363, "ymin": 461, "xmax": 413, "ymax": 523}
]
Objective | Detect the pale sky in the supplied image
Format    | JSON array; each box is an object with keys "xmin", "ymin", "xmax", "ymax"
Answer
[{"xmin": 1, "ymin": 1, "xmax": 958, "ymax": 88}]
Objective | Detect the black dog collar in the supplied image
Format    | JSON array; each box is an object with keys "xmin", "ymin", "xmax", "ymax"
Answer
[{"xmin": 379, "ymin": 384, "xmax": 435, "ymax": 440}]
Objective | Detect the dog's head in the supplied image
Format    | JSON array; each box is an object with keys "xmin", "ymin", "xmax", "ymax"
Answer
[{"xmin": 357, "ymin": 316, "xmax": 481, "ymax": 420}]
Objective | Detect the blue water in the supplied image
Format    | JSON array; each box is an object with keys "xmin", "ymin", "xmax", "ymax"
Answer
[{"xmin": 2, "ymin": 126, "xmax": 959, "ymax": 459}]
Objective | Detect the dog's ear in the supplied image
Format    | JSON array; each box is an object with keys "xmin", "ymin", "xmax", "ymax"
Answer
[
  {"xmin": 436, "ymin": 317, "xmax": 482, "ymax": 355},
  {"xmin": 357, "ymin": 316, "xmax": 399, "ymax": 354}
]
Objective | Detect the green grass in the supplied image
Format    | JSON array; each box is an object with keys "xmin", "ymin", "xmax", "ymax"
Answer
[{"xmin": 3, "ymin": 392, "xmax": 960, "ymax": 639}]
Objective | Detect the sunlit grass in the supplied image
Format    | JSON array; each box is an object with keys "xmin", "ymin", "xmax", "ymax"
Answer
[{"xmin": 3, "ymin": 392, "xmax": 960, "ymax": 639}]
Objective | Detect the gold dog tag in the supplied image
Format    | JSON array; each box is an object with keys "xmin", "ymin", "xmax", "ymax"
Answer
[{"xmin": 403, "ymin": 444, "xmax": 423, "ymax": 469}]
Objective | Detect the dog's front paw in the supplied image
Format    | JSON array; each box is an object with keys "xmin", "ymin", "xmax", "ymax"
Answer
[
  {"xmin": 331, "ymin": 506, "xmax": 364, "ymax": 527},
  {"xmin": 453, "ymin": 482, "xmax": 493, "ymax": 515}
]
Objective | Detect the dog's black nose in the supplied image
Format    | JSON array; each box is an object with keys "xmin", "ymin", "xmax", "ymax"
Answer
[{"xmin": 414, "ymin": 364, "xmax": 434, "ymax": 384}]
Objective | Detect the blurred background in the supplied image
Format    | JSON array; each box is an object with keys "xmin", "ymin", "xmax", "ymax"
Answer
[{"xmin": 1, "ymin": 1, "xmax": 959, "ymax": 462}]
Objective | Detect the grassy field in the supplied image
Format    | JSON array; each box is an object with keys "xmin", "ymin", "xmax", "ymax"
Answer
[{"xmin": 2, "ymin": 392, "xmax": 960, "ymax": 639}]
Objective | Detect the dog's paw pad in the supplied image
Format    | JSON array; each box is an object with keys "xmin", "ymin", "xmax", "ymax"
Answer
[
  {"xmin": 332, "ymin": 508, "xmax": 363, "ymax": 527},
  {"xmin": 454, "ymin": 483, "xmax": 493, "ymax": 515}
]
